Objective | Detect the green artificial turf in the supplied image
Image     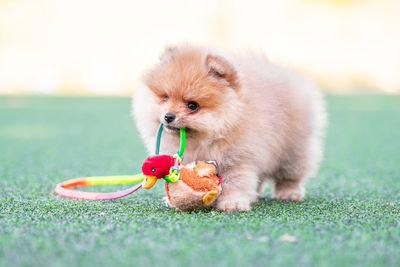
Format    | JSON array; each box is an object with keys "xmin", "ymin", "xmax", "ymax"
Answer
[{"xmin": 0, "ymin": 95, "xmax": 399, "ymax": 267}]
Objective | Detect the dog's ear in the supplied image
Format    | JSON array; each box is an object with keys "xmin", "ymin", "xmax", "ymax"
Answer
[
  {"xmin": 159, "ymin": 45, "xmax": 178, "ymax": 61},
  {"xmin": 206, "ymin": 55, "xmax": 238, "ymax": 89}
]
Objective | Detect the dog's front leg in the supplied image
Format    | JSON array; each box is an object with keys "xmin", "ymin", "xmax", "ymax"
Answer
[{"xmin": 215, "ymin": 166, "xmax": 259, "ymax": 212}]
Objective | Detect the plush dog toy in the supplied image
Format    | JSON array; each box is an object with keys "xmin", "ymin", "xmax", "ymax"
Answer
[{"xmin": 141, "ymin": 155, "xmax": 222, "ymax": 211}]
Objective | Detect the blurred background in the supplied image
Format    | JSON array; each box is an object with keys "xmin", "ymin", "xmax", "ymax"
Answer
[{"xmin": 0, "ymin": 0, "xmax": 399, "ymax": 96}]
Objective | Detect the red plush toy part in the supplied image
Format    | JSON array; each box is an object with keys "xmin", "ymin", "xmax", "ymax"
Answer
[{"xmin": 141, "ymin": 154, "xmax": 175, "ymax": 189}]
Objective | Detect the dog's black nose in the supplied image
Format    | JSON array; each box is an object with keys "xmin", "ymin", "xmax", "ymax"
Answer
[{"xmin": 164, "ymin": 112, "xmax": 176, "ymax": 124}]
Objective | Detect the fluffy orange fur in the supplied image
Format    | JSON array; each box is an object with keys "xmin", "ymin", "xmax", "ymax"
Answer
[{"xmin": 133, "ymin": 44, "xmax": 327, "ymax": 212}]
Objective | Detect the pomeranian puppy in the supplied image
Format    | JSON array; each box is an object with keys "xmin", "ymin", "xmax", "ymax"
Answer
[{"xmin": 133, "ymin": 44, "xmax": 326, "ymax": 212}]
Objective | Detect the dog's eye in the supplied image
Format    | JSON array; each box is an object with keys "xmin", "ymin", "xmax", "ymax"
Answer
[
  {"xmin": 151, "ymin": 168, "xmax": 155, "ymax": 172},
  {"xmin": 163, "ymin": 95, "xmax": 169, "ymax": 102},
  {"xmin": 187, "ymin": 101, "xmax": 198, "ymax": 111}
]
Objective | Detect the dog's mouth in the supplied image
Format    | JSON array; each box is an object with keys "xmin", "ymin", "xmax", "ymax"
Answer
[
  {"xmin": 164, "ymin": 125, "xmax": 180, "ymax": 132},
  {"xmin": 164, "ymin": 125, "xmax": 193, "ymax": 136}
]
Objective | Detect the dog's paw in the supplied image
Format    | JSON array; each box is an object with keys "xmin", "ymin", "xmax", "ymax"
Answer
[
  {"xmin": 274, "ymin": 186, "xmax": 305, "ymax": 202},
  {"xmin": 216, "ymin": 197, "xmax": 251, "ymax": 212}
]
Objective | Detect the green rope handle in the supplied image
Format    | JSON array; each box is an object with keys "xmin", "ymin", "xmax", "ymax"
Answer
[
  {"xmin": 154, "ymin": 123, "xmax": 186, "ymax": 157},
  {"xmin": 155, "ymin": 123, "xmax": 164, "ymax": 155},
  {"xmin": 178, "ymin": 128, "xmax": 186, "ymax": 157}
]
